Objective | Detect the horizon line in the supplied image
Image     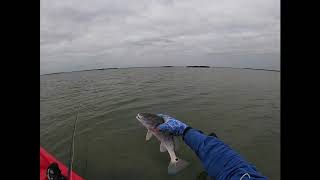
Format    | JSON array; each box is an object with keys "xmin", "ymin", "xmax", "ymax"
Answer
[{"xmin": 40, "ymin": 66, "xmax": 280, "ymax": 76}]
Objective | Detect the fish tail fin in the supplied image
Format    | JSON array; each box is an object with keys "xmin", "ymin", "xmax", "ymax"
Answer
[{"xmin": 168, "ymin": 158, "xmax": 189, "ymax": 175}]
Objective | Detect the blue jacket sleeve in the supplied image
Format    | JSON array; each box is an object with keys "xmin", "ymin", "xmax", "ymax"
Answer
[{"xmin": 183, "ymin": 128, "xmax": 268, "ymax": 180}]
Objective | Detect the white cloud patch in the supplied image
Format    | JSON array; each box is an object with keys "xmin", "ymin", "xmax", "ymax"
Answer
[{"xmin": 41, "ymin": 0, "xmax": 280, "ymax": 74}]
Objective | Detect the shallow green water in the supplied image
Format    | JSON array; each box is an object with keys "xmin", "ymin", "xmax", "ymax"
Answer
[{"xmin": 40, "ymin": 67, "xmax": 280, "ymax": 180}]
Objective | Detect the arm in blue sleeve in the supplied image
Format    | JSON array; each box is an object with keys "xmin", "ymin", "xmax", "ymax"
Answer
[{"xmin": 183, "ymin": 128, "xmax": 268, "ymax": 180}]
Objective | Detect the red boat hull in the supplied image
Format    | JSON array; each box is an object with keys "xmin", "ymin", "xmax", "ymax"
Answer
[{"xmin": 40, "ymin": 146, "xmax": 85, "ymax": 180}]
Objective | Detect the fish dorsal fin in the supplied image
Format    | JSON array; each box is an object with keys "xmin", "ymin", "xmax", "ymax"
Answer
[
  {"xmin": 160, "ymin": 142, "xmax": 167, "ymax": 152},
  {"xmin": 146, "ymin": 130, "xmax": 153, "ymax": 141}
]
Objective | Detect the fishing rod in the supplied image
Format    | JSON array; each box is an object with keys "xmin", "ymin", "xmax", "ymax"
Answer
[
  {"xmin": 67, "ymin": 105, "xmax": 80, "ymax": 180},
  {"xmin": 83, "ymin": 133, "xmax": 89, "ymax": 180}
]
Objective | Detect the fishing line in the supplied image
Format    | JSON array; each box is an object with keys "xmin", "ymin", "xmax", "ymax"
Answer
[{"xmin": 67, "ymin": 104, "xmax": 80, "ymax": 180}]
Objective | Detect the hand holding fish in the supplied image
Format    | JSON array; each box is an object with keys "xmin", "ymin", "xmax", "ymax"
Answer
[
  {"xmin": 156, "ymin": 114, "xmax": 188, "ymax": 136},
  {"xmin": 136, "ymin": 113, "xmax": 268, "ymax": 179},
  {"xmin": 136, "ymin": 113, "xmax": 190, "ymax": 174}
]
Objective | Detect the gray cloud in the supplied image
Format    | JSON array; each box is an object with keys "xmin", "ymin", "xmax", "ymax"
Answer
[{"xmin": 40, "ymin": 0, "xmax": 280, "ymax": 74}]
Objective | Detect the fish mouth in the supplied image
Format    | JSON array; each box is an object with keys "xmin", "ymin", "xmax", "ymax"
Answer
[
  {"xmin": 136, "ymin": 113, "xmax": 145, "ymax": 122},
  {"xmin": 136, "ymin": 113, "xmax": 151, "ymax": 124}
]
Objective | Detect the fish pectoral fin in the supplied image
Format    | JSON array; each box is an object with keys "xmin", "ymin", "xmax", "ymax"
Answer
[
  {"xmin": 160, "ymin": 142, "xmax": 167, "ymax": 152},
  {"xmin": 146, "ymin": 130, "xmax": 153, "ymax": 141}
]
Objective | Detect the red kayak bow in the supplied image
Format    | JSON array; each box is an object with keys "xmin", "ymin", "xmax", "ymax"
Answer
[{"xmin": 40, "ymin": 146, "xmax": 84, "ymax": 180}]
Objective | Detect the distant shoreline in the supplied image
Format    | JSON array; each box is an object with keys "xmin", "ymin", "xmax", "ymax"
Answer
[
  {"xmin": 186, "ymin": 66, "xmax": 210, "ymax": 68},
  {"xmin": 41, "ymin": 66, "xmax": 280, "ymax": 76}
]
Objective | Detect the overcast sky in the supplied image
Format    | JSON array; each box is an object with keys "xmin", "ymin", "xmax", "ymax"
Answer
[{"xmin": 40, "ymin": 0, "xmax": 280, "ymax": 74}]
